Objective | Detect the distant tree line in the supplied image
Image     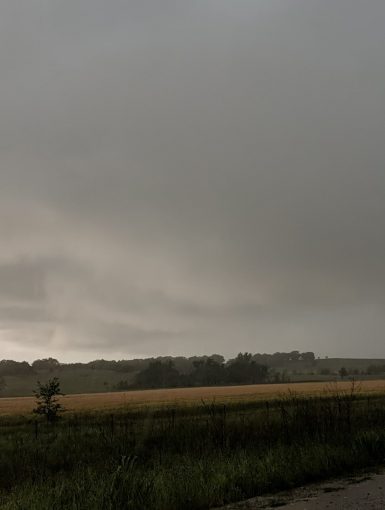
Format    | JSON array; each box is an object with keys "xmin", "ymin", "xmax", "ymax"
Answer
[
  {"xmin": 2, "ymin": 351, "xmax": 385, "ymax": 393},
  {"xmin": 0, "ymin": 375, "xmax": 6, "ymax": 393},
  {"xmin": 0, "ymin": 360, "xmax": 34, "ymax": 376},
  {"xmin": 0, "ymin": 351, "xmax": 318, "ymax": 378},
  {"xmin": 0, "ymin": 351, "xmax": 315, "ymax": 376},
  {"xmin": 118, "ymin": 353, "xmax": 270, "ymax": 390},
  {"xmin": 0, "ymin": 351, "xmax": 312, "ymax": 380},
  {"xmin": 366, "ymin": 364, "xmax": 385, "ymax": 375},
  {"xmin": 253, "ymin": 351, "xmax": 316, "ymax": 366}
]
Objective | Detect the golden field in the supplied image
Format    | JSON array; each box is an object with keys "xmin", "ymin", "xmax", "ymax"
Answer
[{"xmin": 1, "ymin": 379, "xmax": 385, "ymax": 416}]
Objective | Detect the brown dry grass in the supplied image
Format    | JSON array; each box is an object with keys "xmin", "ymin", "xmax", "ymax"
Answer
[{"xmin": 1, "ymin": 379, "xmax": 385, "ymax": 416}]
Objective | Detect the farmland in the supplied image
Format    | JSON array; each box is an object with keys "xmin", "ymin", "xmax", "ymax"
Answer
[
  {"xmin": 1, "ymin": 379, "xmax": 385, "ymax": 416},
  {"xmin": 1, "ymin": 380, "xmax": 385, "ymax": 509}
]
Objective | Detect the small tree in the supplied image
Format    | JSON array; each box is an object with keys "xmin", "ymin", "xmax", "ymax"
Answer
[
  {"xmin": 33, "ymin": 377, "xmax": 64, "ymax": 421},
  {"xmin": 339, "ymin": 367, "xmax": 348, "ymax": 380}
]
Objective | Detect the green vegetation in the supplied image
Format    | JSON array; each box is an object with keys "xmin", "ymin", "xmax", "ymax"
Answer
[
  {"xmin": 0, "ymin": 376, "xmax": 5, "ymax": 393},
  {"xmin": 33, "ymin": 378, "xmax": 64, "ymax": 422},
  {"xmin": 1, "ymin": 353, "xmax": 385, "ymax": 397},
  {"xmin": 132, "ymin": 354, "xmax": 269, "ymax": 389},
  {"xmin": 1, "ymin": 387, "xmax": 385, "ymax": 509}
]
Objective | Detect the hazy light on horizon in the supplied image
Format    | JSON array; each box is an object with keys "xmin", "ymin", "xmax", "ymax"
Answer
[{"xmin": 1, "ymin": 1, "xmax": 385, "ymax": 361}]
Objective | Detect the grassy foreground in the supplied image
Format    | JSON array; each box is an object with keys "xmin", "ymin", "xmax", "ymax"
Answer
[{"xmin": 1, "ymin": 387, "xmax": 385, "ymax": 509}]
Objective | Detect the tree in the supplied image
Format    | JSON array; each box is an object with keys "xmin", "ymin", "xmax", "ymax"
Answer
[
  {"xmin": 288, "ymin": 351, "xmax": 301, "ymax": 362},
  {"xmin": 301, "ymin": 352, "xmax": 315, "ymax": 363},
  {"xmin": 0, "ymin": 360, "xmax": 34, "ymax": 376},
  {"xmin": 134, "ymin": 360, "xmax": 181, "ymax": 389},
  {"xmin": 33, "ymin": 377, "xmax": 64, "ymax": 421},
  {"xmin": 226, "ymin": 353, "xmax": 269, "ymax": 385},
  {"xmin": 0, "ymin": 376, "xmax": 6, "ymax": 394},
  {"xmin": 113, "ymin": 380, "xmax": 131, "ymax": 391},
  {"xmin": 189, "ymin": 357, "xmax": 226, "ymax": 386},
  {"xmin": 32, "ymin": 358, "xmax": 60, "ymax": 373},
  {"xmin": 339, "ymin": 367, "xmax": 348, "ymax": 380}
]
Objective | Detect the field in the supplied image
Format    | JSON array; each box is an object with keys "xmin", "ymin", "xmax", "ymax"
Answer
[
  {"xmin": 1, "ymin": 381, "xmax": 385, "ymax": 509},
  {"xmin": 1, "ymin": 379, "xmax": 385, "ymax": 416}
]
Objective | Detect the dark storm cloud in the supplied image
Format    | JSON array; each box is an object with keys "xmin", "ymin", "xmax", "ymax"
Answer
[{"xmin": 1, "ymin": 1, "xmax": 385, "ymax": 361}]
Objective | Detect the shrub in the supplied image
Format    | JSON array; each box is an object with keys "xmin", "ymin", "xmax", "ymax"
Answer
[{"xmin": 33, "ymin": 377, "xmax": 65, "ymax": 422}]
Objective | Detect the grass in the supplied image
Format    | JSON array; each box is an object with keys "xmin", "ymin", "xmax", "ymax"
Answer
[
  {"xmin": 0, "ymin": 383, "xmax": 385, "ymax": 509},
  {"xmin": 1, "ymin": 368, "xmax": 136, "ymax": 397}
]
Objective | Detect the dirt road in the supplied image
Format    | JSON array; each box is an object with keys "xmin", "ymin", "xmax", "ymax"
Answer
[{"xmin": 220, "ymin": 471, "xmax": 385, "ymax": 509}]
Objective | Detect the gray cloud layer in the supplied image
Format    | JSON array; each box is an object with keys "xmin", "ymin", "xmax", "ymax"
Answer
[{"xmin": 1, "ymin": 1, "xmax": 385, "ymax": 361}]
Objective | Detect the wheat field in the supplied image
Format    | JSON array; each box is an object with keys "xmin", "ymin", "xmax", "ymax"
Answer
[{"xmin": 1, "ymin": 379, "xmax": 385, "ymax": 416}]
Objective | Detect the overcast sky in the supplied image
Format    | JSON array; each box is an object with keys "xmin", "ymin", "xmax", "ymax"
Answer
[{"xmin": 1, "ymin": 1, "xmax": 385, "ymax": 362}]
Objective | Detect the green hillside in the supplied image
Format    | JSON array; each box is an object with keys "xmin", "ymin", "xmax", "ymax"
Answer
[{"xmin": 1, "ymin": 354, "xmax": 385, "ymax": 398}]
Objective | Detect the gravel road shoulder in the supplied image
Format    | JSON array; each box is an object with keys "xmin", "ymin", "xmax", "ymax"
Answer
[{"xmin": 218, "ymin": 470, "xmax": 385, "ymax": 509}]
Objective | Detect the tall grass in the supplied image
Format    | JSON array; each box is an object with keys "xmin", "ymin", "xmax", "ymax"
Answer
[{"xmin": 1, "ymin": 387, "xmax": 385, "ymax": 509}]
